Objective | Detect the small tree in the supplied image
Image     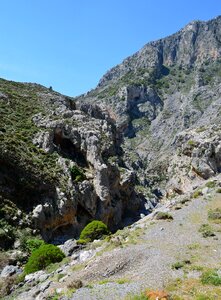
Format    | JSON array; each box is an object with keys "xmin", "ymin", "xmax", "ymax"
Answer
[
  {"xmin": 24, "ymin": 244, "xmax": 65, "ymax": 274},
  {"xmin": 80, "ymin": 220, "xmax": 110, "ymax": 242}
]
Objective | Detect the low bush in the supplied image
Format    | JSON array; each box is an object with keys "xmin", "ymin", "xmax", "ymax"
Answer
[
  {"xmin": 79, "ymin": 220, "xmax": 110, "ymax": 242},
  {"xmin": 171, "ymin": 261, "xmax": 185, "ymax": 270},
  {"xmin": 24, "ymin": 244, "xmax": 65, "ymax": 274},
  {"xmin": 23, "ymin": 238, "xmax": 45, "ymax": 254},
  {"xmin": 205, "ymin": 181, "xmax": 216, "ymax": 188},
  {"xmin": 67, "ymin": 279, "xmax": 83, "ymax": 289},
  {"xmin": 208, "ymin": 208, "xmax": 221, "ymax": 221},
  {"xmin": 172, "ymin": 260, "xmax": 191, "ymax": 270},
  {"xmin": 125, "ymin": 294, "xmax": 147, "ymax": 300},
  {"xmin": 192, "ymin": 190, "xmax": 202, "ymax": 198},
  {"xmin": 76, "ymin": 239, "xmax": 89, "ymax": 245},
  {"xmin": 155, "ymin": 212, "xmax": 173, "ymax": 220},
  {"xmin": 201, "ymin": 269, "xmax": 221, "ymax": 286},
  {"xmin": 199, "ymin": 224, "xmax": 215, "ymax": 238},
  {"xmin": 69, "ymin": 165, "xmax": 86, "ymax": 182}
]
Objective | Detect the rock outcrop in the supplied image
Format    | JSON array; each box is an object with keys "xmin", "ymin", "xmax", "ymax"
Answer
[{"xmin": 0, "ymin": 81, "xmax": 143, "ymax": 245}]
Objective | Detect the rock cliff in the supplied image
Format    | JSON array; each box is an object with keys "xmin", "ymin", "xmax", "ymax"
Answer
[
  {"xmin": 77, "ymin": 15, "xmax": 221, "ymax": 198},
  {"xmin": 0, "ymin": 80, "xmax": 142, "ymax": 246}
]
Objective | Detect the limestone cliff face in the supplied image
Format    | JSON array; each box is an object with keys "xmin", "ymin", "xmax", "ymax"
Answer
[
  {"xmin": 76, "ymin": 15, "xmax": 221, "ymax": 198},
  {"xmin": 98, "ymin": 16, "xmax": 221, "ymax": 87}
]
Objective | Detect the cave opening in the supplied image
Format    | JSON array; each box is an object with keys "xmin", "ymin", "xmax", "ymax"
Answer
[{"xmin": 53, "ymin": 129, "xmax": 88, "ymax": 167}]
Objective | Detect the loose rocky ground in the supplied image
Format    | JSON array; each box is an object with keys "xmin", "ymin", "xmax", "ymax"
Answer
[{"xmin": 3, "ymin": 176, "xmax": 221, "ymax": 300}]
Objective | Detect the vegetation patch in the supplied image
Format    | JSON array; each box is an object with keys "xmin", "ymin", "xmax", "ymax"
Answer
[
  {"xmin": 201, "ymin": 269, "xmax": 221, "ymax": 286},
  {"xmin": 205, "ymin": 181, "xmax": 216, "ymax": 189},
  {"xmin": 24, "ymin": 244, "xmax": 65, "ymax": 274},
  {"xmin": 69, "ymin": 165, "xmax": 86, "ymax": 182},
  {"xmin": 171, "ymin": 260, "xmax": 191, "ymax": 270},
  {"xmin": 79, "ymin": 220, "xmax": 110, "ymax": 242},
  {"xmin": 21, "ymin": 238, "xmax": 45, "ymax": 254},
  {"xmin": 198, "ymin": 224, "xmax": 215, "ymax": 238},
  {"xmin": 124, "ymin": 292, "xmax": 148, "ymax": 300},
  {"xmin": 208, "ymin": 208, "xmax": 221, "ymax": 222},
  {"xmin": 192, "ymin": 190, "xmax": 203, "ymax": 199},
  {"xmin": 166, "ymin": 277, "xmax": 221, "ymax": 299},
  {"xmin": 155, "ymin": 212, "xmax": 173, "ymax": 220},
  {"xmin": 115, "ymin": 278, "xmax": 130, "ymax": 284}
]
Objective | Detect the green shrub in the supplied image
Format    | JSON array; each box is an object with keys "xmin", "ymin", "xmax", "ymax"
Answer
[
  {"xmin": 192, "ymin": 190, "xmax": 202, "ymax": 198},
  {"xmin": 196, "ymin": 295, "xmax": 212, "ymax": 300},
  {"xmin": 25, "ymin": 238, "xmax": 45, "ymax": 253},
  {"xmin": 172, "ymin": 260, "xmax": 191, "ymax": 270},
  {"xmin": 79, "ymin": 220, "xmax": 110, "ymax": 242},
  {"xmin": 155, "ymin": 212, "xmax": 173, "ymax": 220},
  {"xmin": 69, "ymin": 166, "xmax": 86, "ymax": 182},
  {"xmin": 172, "ymin": 261, "xmax": 185, "ymax": 270},
  {"xmin": 76, "ymin": 239, "xmax": 89, "ymax": 245},
  {"xmin": 19, "ymin": 231, "xmax": 44, "ymax": 253},
  {"xmin": 24, "ymin": 244, "xmax": 65, "ymax": 274},
  {"xmin": 199, "ymin": 224, "xmax": 215, "ymax": 238},
  {"xmin": 188, "ymin": 140, "xmax": 197, "ymax": 146},
  {"xmin": 125, "ymin": 294, "xmax": 147, "ymax": 300},
  {"xmin": 201, "ymin": 269, "xmax": 221, "ymax": 286},
  {"xmin": 208, "ymin": 208, "xmax": 221, "ymax": 221},
  {"xmin": 205, "ymin": 181, "xmax": 216, "ymax": 188}
]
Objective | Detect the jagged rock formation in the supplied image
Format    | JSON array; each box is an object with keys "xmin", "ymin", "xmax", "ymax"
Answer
[
  {"xmin": 0, "ymin": 80, "xmax": 143, "ymax": 245},
  {"xmin": 76, "ymin": 15, "xmax": 221, "ymax": 197}
]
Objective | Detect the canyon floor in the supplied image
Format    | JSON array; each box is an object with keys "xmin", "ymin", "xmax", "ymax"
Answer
[{"xmin": 7, "ymin": 176, "xmax": 221, "ymax": 300}]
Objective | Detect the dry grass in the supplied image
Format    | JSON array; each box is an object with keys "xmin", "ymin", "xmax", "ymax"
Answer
[{"xmin": 167, "ymin": 277, "xmax": 221, "ymax": 299}]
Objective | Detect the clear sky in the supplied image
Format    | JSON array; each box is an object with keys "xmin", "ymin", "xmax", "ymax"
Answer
[{"xmin": 0, "ymin": 1, "xmax": 220, "ymax": 96}]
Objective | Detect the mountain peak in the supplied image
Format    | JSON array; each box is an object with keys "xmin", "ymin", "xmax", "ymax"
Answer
[{"xmin": 98, "ymin": 15, "xmax": 221, "ymax": 88}]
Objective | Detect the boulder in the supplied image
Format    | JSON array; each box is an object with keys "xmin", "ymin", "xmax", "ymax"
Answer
[
  {"xmin": 58, "ymin": 239, "xmax": 79, "ymax": 256},
  {"xmin": 0, "ymin": 265, "xmax": 22, "ymax": 278}
]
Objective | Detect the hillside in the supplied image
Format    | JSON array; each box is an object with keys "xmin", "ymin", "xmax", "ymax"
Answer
[{"xmin": 0, "ymin": 79, "xmax": 143, "ymax": 248}]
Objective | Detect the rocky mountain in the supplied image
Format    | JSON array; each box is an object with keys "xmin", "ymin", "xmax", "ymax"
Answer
[
  {"xmin": 1, "ymin": 14, "xmax": 221, "ymax": 299},
  {"xmin": 1, "ymin": 15, "xmax": 221, "ymax": 247},
  {"xmin": 76, "ymin": 15, "xmax": 221, "ymax": 198}
]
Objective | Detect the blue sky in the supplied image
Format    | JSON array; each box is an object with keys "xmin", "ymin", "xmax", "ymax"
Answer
[{"xmin": 0, "ymin": 1, "xmax": 220, "ymax": 96}]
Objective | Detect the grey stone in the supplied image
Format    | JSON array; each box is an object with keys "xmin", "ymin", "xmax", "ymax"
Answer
[
  {"xmin": 58, "ymin": 239, "xmax": 79, "ymax": 256},
  {"xmin": 0, "ymin": 265, "xmax": 22, "ymax": 278},
  {"xmin": 39, "ymin": 280, "xmax": 51, "ymax": 292},
  {"xmin": 25, "ymin": 270, "xmax": 46, "ymax": 283}
]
